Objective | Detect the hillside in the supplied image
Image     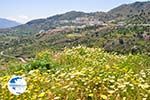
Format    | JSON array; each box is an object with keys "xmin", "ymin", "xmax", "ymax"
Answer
[
  {"xmin": 11, "ymin": 11, "xmax": 111, "ymax": 34},
  {"xmin": 0, "ymin": 1, "xmax": 150, "ymax": 60},
  {"xmin": 108, "ymin": 1, "xmax": 150, "ymax": 23},
  {"xmin": 0, "ymin": 18, "xmax": 20, "ymax": 29}
]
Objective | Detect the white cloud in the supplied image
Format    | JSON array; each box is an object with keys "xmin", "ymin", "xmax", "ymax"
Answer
[
  {"xmin": 18, "ymin": 15, "xmax": 29, "ymax": 20},
  {"xmin": 6, "ymin": 15, "xmax": 31, "ymax": 24}
]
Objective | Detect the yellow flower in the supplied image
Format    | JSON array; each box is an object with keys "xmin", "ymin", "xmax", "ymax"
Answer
[
  {"xmin": 54, "ymin": 97, "xmax": 60, "ymax": 100},
  {"xmin": 88, "ymin": 93, "xmax": 93, "ymax": 97},
  {"xmin": 38, "ymin": 92, "xmax": 45, "ymax": 98},
  {"xmin": 100, "ymin": 94, "xmax": 107, "ymax": 100}
]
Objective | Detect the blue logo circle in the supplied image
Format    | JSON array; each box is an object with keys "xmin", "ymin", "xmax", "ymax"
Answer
[{"xmin": 8, "ymin": 76, "xmax": 27, "ymax": 95}]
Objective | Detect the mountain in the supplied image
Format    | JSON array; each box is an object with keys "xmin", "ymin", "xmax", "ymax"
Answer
[
  {"xmin": 10, "ymin": 11, "xmax": 112, "ymax": 34},
  {"xmin": 0, "ymin": 18, "xmax": 21, "ymax": 29},
  {"xmin": 0, "ymin": 1, "xmax": 150, "ymax": 59},
  {"xmin": 108, "ymin": 1, "xmax": 150, "ymax": 23},
  {"xmin": 9, "ymin": 1, "xmax": 149, "ymax": 34},
  {"xmin": 0, "ymin": 1, "xmax": 149, "ymax": 35},
  {"xmin": 11, "ymin": 11, "xmax": 88, "ymax": 34}
]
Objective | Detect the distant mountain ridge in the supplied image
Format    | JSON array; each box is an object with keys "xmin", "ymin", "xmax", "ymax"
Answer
[
  {"xmin": 108, "ymin": 1, "xmax": 150, "ymax": 23},
  {"xmin": 108, "ymin": 1, "xmax": 150, "ymax": 17},
  {"xmin": 0, "ymin": 18, "xmax": 21, "ymax": 29},
  {"xmin": 11, "ymin": 11, "xmax": 112, "ymax": 34},
  {"xmin": 1, "ymin": 1, "xmax": 150, "ymax": 34}
]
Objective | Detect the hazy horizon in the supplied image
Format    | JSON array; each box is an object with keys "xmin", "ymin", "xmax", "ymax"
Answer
[{"xmin": 0, "ymin": 0, "xmax": 149, "ymax": 23}]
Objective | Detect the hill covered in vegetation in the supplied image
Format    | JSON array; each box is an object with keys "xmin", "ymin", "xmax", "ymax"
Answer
[{"xmin": 0, "ymin": 1, "xmax": 149, "ymax": 60}]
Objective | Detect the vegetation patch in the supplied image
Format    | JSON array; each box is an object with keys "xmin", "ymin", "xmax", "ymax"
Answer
[{"xmin": 0, "ymin": 46, "xmax": 149, "ymax": 99}]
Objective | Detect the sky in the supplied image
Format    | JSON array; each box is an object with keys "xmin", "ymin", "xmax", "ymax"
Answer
[{"xmin": 0, "ymin": 0, "xmax": 148, "ymax": 23}]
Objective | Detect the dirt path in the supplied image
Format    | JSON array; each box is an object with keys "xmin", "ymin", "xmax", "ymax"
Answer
[{"xmin": 0, "ymin": 51, "xmax": 27, "ymax": 63}]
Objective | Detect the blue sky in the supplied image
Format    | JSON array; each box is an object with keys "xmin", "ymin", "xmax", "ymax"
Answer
[{"xmin": 0, "ymin": 0, "xmax": 148, "ymax": 23}]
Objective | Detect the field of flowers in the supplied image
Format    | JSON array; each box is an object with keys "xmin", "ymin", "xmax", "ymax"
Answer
[{"xmin": 0, "ymin": 46, "xmax": 150, "ymax": 100}]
